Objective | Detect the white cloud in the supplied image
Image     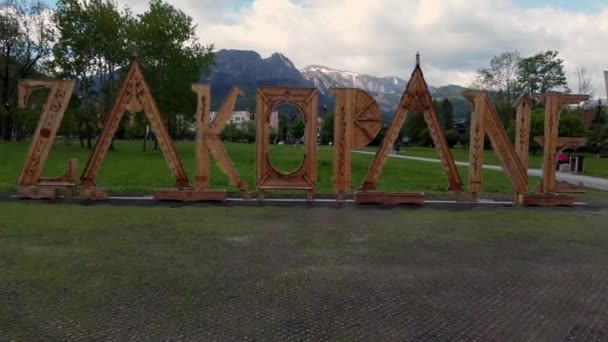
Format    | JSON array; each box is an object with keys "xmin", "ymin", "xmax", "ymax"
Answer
[{"xmin": 119, "ymin": 0, "xmax": 608, "ymax": 95}]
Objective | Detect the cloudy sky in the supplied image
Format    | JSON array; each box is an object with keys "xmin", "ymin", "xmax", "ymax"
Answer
[{"xmin": 116, "ymin": 0, "xmax": 608, "ymax": 96}]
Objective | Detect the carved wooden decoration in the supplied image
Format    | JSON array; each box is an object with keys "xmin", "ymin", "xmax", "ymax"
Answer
[
  {"xmin": 522, "ymin": 193, "xmax": 575, "ymax": 207},
  {"xmin": 331, "ymin": 88, "xmax": 381, "ymax": 200},
  {"xmin": 514, "ymin": 94, "xmax": 532, "ymax": 172},
  {"xmin": 80, "ymin": 59, "xmax": 190, "ymax": 200},
  {"xmin": 533, "ymin": 94, "xmax": 589, "ymax": 193},
  {"xmin": 255, "ymin": 87, "xmax": 318, "ymax": 200},
  {"xmin": 193, "ymin": 85, "xmax": 248, "ymax": 197},
  {"xmin": 466, "ymin": 91, "xmax": 486, "ymax": 199},
  {"xmin": 464, "ymin": 91, "xmax": 528, "ymax": 201},
  {"xmin": 16, "ymin": 79, "xmax": 75, "ymax": 199},
  {"xmin": 532, "ymin": 136, "xmax": 587, "ymax": 194},
  {"xmin": 355, "ymin": 56, "xmax": 462, "ymax": 204}
]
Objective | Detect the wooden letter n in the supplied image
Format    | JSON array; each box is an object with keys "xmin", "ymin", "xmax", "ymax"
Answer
[
  {"xmin": 255, "ymin": 87, "xmax": 318, "ymax": 201},
  {"xmin": 79, "ymin": 59, "xmax": 189, "ymax": 200}
]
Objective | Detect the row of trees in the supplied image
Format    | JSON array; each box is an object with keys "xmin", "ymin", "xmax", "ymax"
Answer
[{"xmin": 0, "ymin": 0, "xmax": 215, "ymax": 146}]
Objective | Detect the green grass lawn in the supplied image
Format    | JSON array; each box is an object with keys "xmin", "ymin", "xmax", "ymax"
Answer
[
  {"xmin": 0, "ymin": 140, "xmax": 543, "ymax": 196},
  {"xmin": 361, "ymin": 145, "xmax": 608, "ymax": 179}
]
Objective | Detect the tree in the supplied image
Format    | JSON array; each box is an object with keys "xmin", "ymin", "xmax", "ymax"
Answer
[
  {"xmin": 471, "ymin": 51, "xmax": 522, "ymax": 129},
  {"xmin": 52, "ymin": 0, "xmax": 135, "ymax": 148},
  {"xmin": 239, "ymin": 120, "xmax": 255, "ymax": 143},
  {"xmin": 402, "ymin": 111, "xmax": 426, "ymax": 143},
  {"xmin": 444, "ymin": 129, "xmax": 459, "ymax": 148},
  {"xmin": 518, "ymin": 50, "xmax": 569, "ymax": 95},
  {"xmin": 1, "ymin": 0, "xmax": 54, "ymax": 140},
  {"xmin": 558, "ymin": 110, "xmax": 587, "ymax": 137},
  {"xmin": 587, "ymin": 103, "xmax": 608, "ymax": 155},
  {"xmin": 289, "ymin": 116, "xmax": 304, "ymax": 142},
  {"xmin": 529, "ymin": 109, "xmax": 544, "ymax": 154},
  {"xmin": 320, "ymin": 112, "xmax": 334, "ymax": 144},
  {"xmin": 575, "ymin": 67, "xmax": 594, "ymax": 99},
  {"xmin": 472, "ymin": 50, "xmax": 521, "ymax": 97},
  {"xmin": 132, "ymin": 0, "xmax": 214, "ymax": 141},
  {"xmin": 440, "ymin": 98, "xmax": 454, "ymax": 130}
]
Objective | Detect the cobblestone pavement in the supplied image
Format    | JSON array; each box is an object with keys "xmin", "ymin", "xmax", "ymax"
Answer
[{"xmin": 1, "ymin": 205, "xmax": 608, "ymax": 341}]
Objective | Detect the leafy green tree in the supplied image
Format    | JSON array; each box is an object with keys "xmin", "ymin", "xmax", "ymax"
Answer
[
  {"xmin": 1, "ymin": 0, "xmax": 54, "ymax": 140},
  {"xmin": 220, "ymin": 122, "xmax": 238, "ymax": 142},
  {"xmin": 558, "ymin": 110, "xmax": 587, "ymax": 137},
  {"xmin": 472, "ymin": 51, "xmax": 522, "ymax": 129},
  {"xmin": 58, "ymin": 108, "xmax": 78, "ymax": 141},
  {"xmin": 53, "ymin": 0, "xmax": 134, "ymax": 147},
  {"xmin": 289, "ymin": 116, "xmax": 305, "ymax": 141},
  {"xmin": 441, "ymin": 98, "xmax": 454, "ymax": 130},
  {"xmin": 278, "ymin": 112, "xmax": 288, "ymax": 142},
  {"xmin": 587, "ymin": 104, "xmax": 608, "ymax": 155},
  {"xmin": 239, "ymin": 120, "xmax": 256, "ymax": 143},
  {"xmin": 402, "ymin": 111, "xmax": 426, "ymax": 143},
  {"xmin": 587, "ymin": 126, "xmax": 608, "ymax": 156},
  {"xmin": 529, "ymin": 109, "xmax": 544, "ymax": 154},
  {"xmin": 419, "ymin": 128, "xmax": 433, "ymax": 147},
  {"xmin": 518, "ymin": 50, "xmax": 569, "ymax": 94},
  {"xmin": 132, "ymin": 0, "xmax": 214, "ymax": 139},
  {"xmin": 320, "ymin": 112, "xmax": 334, "ymax": 144}
]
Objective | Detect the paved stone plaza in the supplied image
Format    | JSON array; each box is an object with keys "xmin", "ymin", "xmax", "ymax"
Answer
[{"xmin": 1, "ymin": 204, "xmax": 608, "ymax": 341}]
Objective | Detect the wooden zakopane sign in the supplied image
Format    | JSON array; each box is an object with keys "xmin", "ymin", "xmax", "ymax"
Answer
[
  {"xmin": 16, "ymin": 79, "xmax": 76, "ymax": 199},
  {"xmin": 16, "ymin": 54, "xmax": 590, "ymax": 206}
]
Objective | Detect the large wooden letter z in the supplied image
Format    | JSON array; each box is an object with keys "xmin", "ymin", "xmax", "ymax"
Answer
[
  {"xmin": 80, "ymin": 59, "xmax": 189, "ymax": 200},
  {"xmin": 16, "ymin": 79, "xmax": 76, "ymax": 199},
  {"xmin": 192, "ymin": 85, "xmax": 248, "ymax": 199}
]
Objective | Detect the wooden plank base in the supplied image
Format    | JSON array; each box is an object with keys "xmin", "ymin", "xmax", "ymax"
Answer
[
  {"xmin": 355, "ymin": 191, "xmax": 425, "ymax": 205},
  {"xmin": 80, "ymin": 187, "xmax": 109, "ymax": 200},
  {"xmin": 17, "ymin": 186, "xmax": 59, "ymax": 200},
  {"xmin": 153, "ymin": 189, "xmax": 227, "ymax": 202},
  {"xmin": 522, "ymin": 194, "xmax": 574, "ymax": 207}
]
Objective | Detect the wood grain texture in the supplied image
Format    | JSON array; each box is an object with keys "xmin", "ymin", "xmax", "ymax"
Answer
[
  {"xmin": 192, "ymin": 84, "xmax": 248, "ymax": 197},
  {"xmin": 16, "ymin": 79, "xmax": 75, "ymax": 186},
  {"xmin": 80, "ymin": 59, "xmax": 190, "ymax": 190},
  {"xmin": 514, "ymin": 94, "xmax": 532, "ymax": 172},
  {"xmin": 359, "ymin": 61, "xmax": 462, "ymax": 193},
  {"xmin": 255, "ymin": 87, "xmax": 319, "ymax": 199},
  {"xmin": 465, "ymin": 92, "xmax": 486, "ymax": 198},
  {"xmin": 522, "ymin": 194, "xmax": 574, "ymax": 207},
  {"xmin": 354, "ymin": 192, "xmax": 425, "ymax": 205},
  {"xmin": 331, "ymin": 88, "xmax": 381, "ymax": 199},
  {"xmin": 534, "ymin": 94, "xmax": 589, "ymax": 193},
  {"xmin": 463, "ymin": 91, "xmax": 527, "ymax": 197}
]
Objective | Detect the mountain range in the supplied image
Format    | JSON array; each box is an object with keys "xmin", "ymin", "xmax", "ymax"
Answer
[{"xmin": 205, "ymin": 49, "xmax": 470, "ymax": 120}]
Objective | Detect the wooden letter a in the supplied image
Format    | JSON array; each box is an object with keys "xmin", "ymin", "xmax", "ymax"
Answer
[
  {"xmin": 80, "ymin": 59, "xmax": 189, "ymax": 200},
  {"xmin": 355, "ymin": 56, "xmax": 463, "ymax": 205}
]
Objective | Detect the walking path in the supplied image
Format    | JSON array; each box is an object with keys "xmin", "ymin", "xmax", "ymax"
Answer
[{"xmin": 353, "ymin": 151, "xmax": 608, "ymax": 191}]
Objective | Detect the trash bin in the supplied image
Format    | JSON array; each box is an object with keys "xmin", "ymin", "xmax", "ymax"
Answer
[{"xmin": 569, "ymin": 155, "xmax": 585, "ymax": 173}]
